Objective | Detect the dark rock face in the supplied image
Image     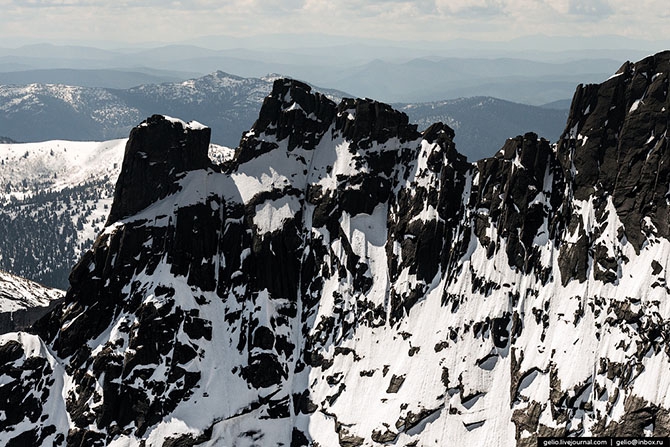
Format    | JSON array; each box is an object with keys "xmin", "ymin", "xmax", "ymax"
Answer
[
  {"xmin": 470, "ymin": 132, "xmax": 562, "ymax": 279},
  {"xmin": 2, "ymin": 53, "xmax": 670, "ymax": 446},
  {"xmin": 239, "ymin": 79, "xmax": 337, "ymax": 158},
  {"xmin": 107, "ymin": 115, "xmax": 212, "ymax": 224},
  {"xmin": 558, "ymin": 52, "xmax": 670, "ymax": 251}
]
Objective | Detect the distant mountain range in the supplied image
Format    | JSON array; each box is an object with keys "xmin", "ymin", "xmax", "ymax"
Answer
[
  {"xmin": 0, "ymin": 72, "xmax": 345, "ymax": 149},
  {"xmin": 398, "ymin": 97, "xmax": 568, "ymax": 160},
  {"xmin": 316, "ymin": 56, "xmax": 620, "ymax": 104},
  {"xmin": 0, "ymin": 71, "xmax": 568, "ymax": 160},
  {"xmin": 0, "ymin": 68, "xmax": 200, "ymax": 89},
  {"xmin": 0, "ymin": 41, "xmax": 634, "ymax": 104}
]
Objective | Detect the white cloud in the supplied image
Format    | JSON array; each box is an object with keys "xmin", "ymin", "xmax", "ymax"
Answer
[
  {"xmin": 549, "ymin": 0, "xmax": 614, "ymax": 20},
  {"xmin": 0, "ymin": 0, "xmax": 668, "ymax": 45},
  {"xmin": 435, "ymin": 0, "xmax": 504, "ymax": 16}
]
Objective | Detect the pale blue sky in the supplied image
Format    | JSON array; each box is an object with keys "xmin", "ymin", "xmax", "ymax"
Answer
[{"xmin": 0, "ymin": 0, "xmax": 668, "ymax": 47}]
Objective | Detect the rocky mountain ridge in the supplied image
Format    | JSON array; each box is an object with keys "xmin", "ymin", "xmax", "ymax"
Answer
[
  {"xmin": 0, "ymin": 52, "xmax": 668, "ymax": 446},
  {"xmin": 0, "ymin": 81, "xmax": 566, "ymax": 290}
]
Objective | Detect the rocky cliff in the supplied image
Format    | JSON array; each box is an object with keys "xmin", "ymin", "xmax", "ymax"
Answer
[{"xmin": 0, "ymin": 53, "xmax": 669, "ymax": 446}]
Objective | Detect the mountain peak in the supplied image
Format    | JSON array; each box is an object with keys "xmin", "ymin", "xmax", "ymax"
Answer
[
  {"xmin": 106, "ymin": 114, "xmax": 212, "ymax": 224},
  {"xmin": 237, "ymin": 78, "xmax": 337, "ymax": 162},
  {"xmin": 559, "ymin": 50, "xmax": 670, "ymax": 250},
  {"xmin": 335, "ymin": 97, "xmax": 417, "ymax": 145}
]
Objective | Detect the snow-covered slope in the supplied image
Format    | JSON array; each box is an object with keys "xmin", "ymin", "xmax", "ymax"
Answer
[
  {"xmin": 0, "ymin": 138, "xmax": 125, "ymax": 201},
  {"xmin": 0, "ymin": 138, "xmax": 126, "ymax": 287},
  {"xmin": 0, "ymin": 270, "xmax": 63, "ymax": 333},
  {"xmin": 0, "ymin": 52, "xmax": 669, "ymax": 446},
  {"xmin": 0, "ymin": 270, "xmax": 63, "ymax": 313}
]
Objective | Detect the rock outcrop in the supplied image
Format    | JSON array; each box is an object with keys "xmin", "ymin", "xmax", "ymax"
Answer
[{"xmin": 107, "ymin": 115, "xmax": 212, "ymax": 224}]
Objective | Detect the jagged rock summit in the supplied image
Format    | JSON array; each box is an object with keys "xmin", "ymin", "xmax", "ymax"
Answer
[
  {"xmin": 560, "ymin": 52, "xmax": 670, "ymax": 248},
  {"xmin": 1, "ymin": 54, "xmax": 670, "ymax": 446},
  {"xmin": 107, "ymin": 114, "xmax": 212, "ymax": 223}
]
